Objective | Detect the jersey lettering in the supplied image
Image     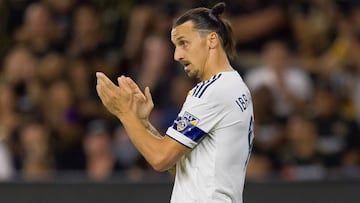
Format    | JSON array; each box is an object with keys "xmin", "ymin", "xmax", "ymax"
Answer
[{"xmin": 235, "ymin": 93, "xmax": 250, "ymax": 112}]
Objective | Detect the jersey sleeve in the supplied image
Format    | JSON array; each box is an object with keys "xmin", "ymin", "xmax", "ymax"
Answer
[{"xmin": 166, "ymin": 97, "xmax": 223, "ymax": 148}]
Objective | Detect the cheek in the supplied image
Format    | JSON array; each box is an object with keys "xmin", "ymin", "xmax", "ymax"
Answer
[
  {"xmin": 193, "ymin": 49, "xmax": 208, "ymax": 65},
  {"xmin": 188, "ymin": 40, "xmax": 208, "ymax": 65}
]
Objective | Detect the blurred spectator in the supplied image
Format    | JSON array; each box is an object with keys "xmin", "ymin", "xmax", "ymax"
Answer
[
  {"xmin": 67, "ymin": 4, "xmax": 102, "ymax": 58},
  {"xmin": 66, "ymin": 58, "xmax": 109, "ymax": 123},
  {"xmin": 67, "ymin": 3, "xmax": 119, "ymax": 79},
  {"xmin": 83, "ymin": 119, "xmax": 121, "ymax": 181},
  {"xmin": 135, "ymin": 35, "xmax": 176, "ymax": 108},
  {"xmin": 225, "ymin": 0, "xmax": 292, "ymax": 68},
  {"xmin": 0, "ymin": 83, "xmax": 18, "ymax": 180},
  {"xmin": 122, "ymin": 4, "xmax": 154, "ymax": 65},
  {"xmin": 226, "ymin": 0, "xmax": 290, "ymax": 51},
  {"xmin": 137, "ymin": 35, "xmax": 172, "ymax": 91},
  {"xmin": 15, "ymin": 2, "xmax": 62, "ymax": 57},
  {"xmin": 246, "ymin": 153, "xmax": 273, "ymax": 180},
  {"xmin": 0, "ymin": 83, "xmax": 19, "ymax": 138},
  {"xmin": 41, "ymin": 0, "xmax": 77, "ymax": 43},
  {"xmin": 0, "ymin": 139, "xmax": 13, "ymax": 180},
  {"xmin": 349, "ymin": 1, "xmax": 360, "ymax": 35},
  {"xmin": 37, "ymin": 52, "xmax": 66, "ymax": 85},
  {"xmin": 0, "ymin": 0, "xmax": 12, "ymax": 62},
  {"xmin": 0, "ymin": 83, "xmax": 17, "ymax": 180},
  {"xmin": 280, "ymin": 114, "xmax": 326, "ymax": 180},
  {"xmin": 352, "ymin": 45, "xmax": 360, "ymax": 124},
  {"xmin": 2, "ymin": 45, "xmax": 37, "ymax": 87},
  {"xmin": 41, "ymin": 80, "xmax": 85, "ymax": 171},
  {"xmin": 121, "ymin": 0, "xmax": 181, "ymax": 67},
  {"xmin": 0, "ymin": 84, "xmax": 15, "ymax": 180},
  {"xmin": 289, "ymin": 0, "xmax": 336, "ymax": 59},
  {"xmin": 113, "ymin": 125, "xmax": 145, "ymax": 182},
  {"xmin": 293, "ymin": 0, "xmax": 360, "ymax": 78},
  {"xmin": 245, "ymin": 40, "xmax": 313, "ymax": 119},
  {"xmin": 311, "ymin": 80, "xmax": 359, "ymax": 168},
  {"xmin": 66, "ymin": 59, "xmax": 92, "ymax": 99},
  {"xmin": 1, "ymin": 46, "xmax": 38, "ymax": 115},
  {"xmin": 251, "ymin": 85, "xmax": 285, "ymax": 170},
  {"xmin": 16, "ymin": 119, "xmax": 54, "ymax": 181}
]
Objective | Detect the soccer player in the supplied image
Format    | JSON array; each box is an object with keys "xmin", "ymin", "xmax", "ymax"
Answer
[{"xmin": 96, "ymin": 2, "xmax": 254, "ymax": 202}]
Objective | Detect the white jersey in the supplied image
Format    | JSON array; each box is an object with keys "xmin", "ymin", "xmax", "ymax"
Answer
[{"xmin": 166, "ymin": 71, "xmax": 254, "ymax": 203}]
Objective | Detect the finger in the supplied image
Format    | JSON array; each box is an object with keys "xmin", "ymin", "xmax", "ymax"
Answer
[
  {"xmin": 96, "ymin": 72, "xmax": 118, "ymax": 101},
  {"xmin": 96, "ymin": 72, "xmax": 107, "ymax": 83},
  {"xmin": 125, "ymin": 77, "xmax": 142, "ymax": 93},
  {"xmin": 96, "ymin": 74, "xmax": 106, "ymax": 98},
  {"xmin": 97, "ymin": 72, "xmax": 117, "ymax": 89},
  {"xmin": 144, "ymin": 86, "xmax": 153, "ymax": 104},
  {"xmin": 96, "ymin": 83, "xmax": 102, "ymax": 98},
  {"xmin": 96, "ymin": 83, "xmax": 110, "ymax": 105},
  {"xmin": 96, "ymin": 80, "xmax": 111, "ymax": 102},
  {"xmin": 95, "ymin": 72, "xmax": 103, "ymax": 78},
  {"xmin": 117, "ymin": 76, "xmax": 132, "ymax": 94},
  {"xmin": 133, "ymin": 94, "xmax": 144, "ymax": 103},
  {"xmin": 125, "ymin": 77, "xmax": 146, "ymax": 100}
]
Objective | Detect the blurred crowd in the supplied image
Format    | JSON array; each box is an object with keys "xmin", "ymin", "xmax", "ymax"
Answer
[{"xmin": 0, "ymin": 0, "xmax": 359, "ymax": 182}]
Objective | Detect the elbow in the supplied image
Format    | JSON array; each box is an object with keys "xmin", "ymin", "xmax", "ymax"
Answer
[
  {"xmin": 152, "ymin": 164, "xmax": 168, "ymax": 172},
  {"xmin": 150, "ymin": 156, "xmax": 174, "ymax": 172}
]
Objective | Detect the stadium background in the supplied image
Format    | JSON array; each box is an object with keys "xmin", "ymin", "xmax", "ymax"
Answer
[{"xmin": 0, "ymin": 0, "xmax": 359, "ymax": 202}]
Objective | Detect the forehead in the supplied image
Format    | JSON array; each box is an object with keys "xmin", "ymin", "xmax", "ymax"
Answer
[{"xmin": 171, "ymin": 21, "xmax": 197, "ymax": 42}]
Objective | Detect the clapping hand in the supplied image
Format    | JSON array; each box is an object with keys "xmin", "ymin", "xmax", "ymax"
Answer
[
  {"xmin": 96, "ymin": 72, "xmax": 153, "ymax": 121},
  {"xmin": 123, "ymin": 76, "xmax": 154, "ymax": 122}
]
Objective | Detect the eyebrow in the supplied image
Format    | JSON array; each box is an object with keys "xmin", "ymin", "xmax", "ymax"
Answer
[
  {"xmin": 177, "ymin": 36, "xmax": 186, "ymax": 41},
  {"xmin": 171, "ymin": 35, "xmax": 185, "ymax": 45}
]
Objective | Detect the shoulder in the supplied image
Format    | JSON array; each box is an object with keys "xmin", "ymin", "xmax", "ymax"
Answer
[
  {"xmin": 189, "ymin": 71, "xmax": 247, "ymax": 100},
  {"xmin": 189, "ymin": 73, "xmax": 223, "ymax": 99}
]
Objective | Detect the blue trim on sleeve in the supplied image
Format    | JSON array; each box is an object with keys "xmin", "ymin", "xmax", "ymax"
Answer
[{"xmin": 172, "ymin": 116, "xmax": 206, "ymax": 143}]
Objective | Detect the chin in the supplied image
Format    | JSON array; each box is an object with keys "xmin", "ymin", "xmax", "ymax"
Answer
[{"xmin": 186, "ymin": 71, "xmax": 197, "ymax": 79}]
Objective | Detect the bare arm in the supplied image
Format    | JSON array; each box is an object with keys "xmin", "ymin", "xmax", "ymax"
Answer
[
  {"xmin": 228, "ymin": 7, "xmax": 286, "ymax": 43},
  {"xmin": 119, "ymin": 112, "xmax": 186, "ymax": 172},
  {"xmin": 96, "ymin": 72, "xmax": 189, "ymax": 171}
]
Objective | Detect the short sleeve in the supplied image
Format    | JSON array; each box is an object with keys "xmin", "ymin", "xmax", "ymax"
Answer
[{"xmin": 166, "ymin": 97, "xmax": 223, "ymax": 148}]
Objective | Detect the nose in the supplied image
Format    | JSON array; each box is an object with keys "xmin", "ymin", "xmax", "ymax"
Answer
[{"xmin": 174, "ymin": 47, "xmax": 184, "ymax": 62}]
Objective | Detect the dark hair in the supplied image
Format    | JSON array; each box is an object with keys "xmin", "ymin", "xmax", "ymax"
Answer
[{"xmin": 173, "ymin": 2, "xmax": 236, "ymax": 59}]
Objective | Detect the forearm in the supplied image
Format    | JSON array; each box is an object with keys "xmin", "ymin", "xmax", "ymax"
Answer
[
  {"xmin": 118, "ymin": 112, "xmax": 174, "ymax": 171},
  {"xmin": 142, "ymin": 119, "xmax": 177, "ymax": 175},
  {"xmin": 141, "ymin": 119, "xmax": 163, "ymax": 139},
  {"xmin": 230, "ymin": 7, "xmax": 286, "ymax": 43}
]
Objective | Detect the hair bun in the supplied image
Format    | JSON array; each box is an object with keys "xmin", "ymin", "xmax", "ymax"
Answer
[{"xmin": 211, "ymin": 2, "xmax": 226, "ymax": 16}]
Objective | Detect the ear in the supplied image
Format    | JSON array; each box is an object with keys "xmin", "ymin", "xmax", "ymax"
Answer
[{"xmin": 207, "ymin": 32, "xmax": 219, "ymax": 49}]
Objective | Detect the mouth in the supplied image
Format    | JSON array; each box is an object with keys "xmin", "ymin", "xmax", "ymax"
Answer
[{"xmin": 181, "ymin": 61, "xmax": 191, "ymax": 70}]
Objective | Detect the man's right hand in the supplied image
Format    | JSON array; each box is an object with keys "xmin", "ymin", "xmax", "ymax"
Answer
[{"xmin": 123, "ymin": 77, "xmax": 154, "ymax": 123}]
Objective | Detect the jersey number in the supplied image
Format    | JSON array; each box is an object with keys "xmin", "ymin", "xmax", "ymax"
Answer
[{"xmin": 244, "ymin": 115, "xmax": 254, "ymax": 170}]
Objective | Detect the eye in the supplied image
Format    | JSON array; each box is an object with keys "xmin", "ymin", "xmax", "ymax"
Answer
[{"xmin": 179, "ymin": 40, "xmax": 188, "ymax": 48}]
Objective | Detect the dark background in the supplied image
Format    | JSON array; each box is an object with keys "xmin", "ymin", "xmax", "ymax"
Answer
[{"xmin": 0, "ymin": 180, "xmax": 358, "ymax": 203}]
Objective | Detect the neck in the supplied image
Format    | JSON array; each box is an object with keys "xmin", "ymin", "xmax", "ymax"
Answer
[{"xmin": 201, "ymin": 50, "xmax": 233, "ymax": 81}]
